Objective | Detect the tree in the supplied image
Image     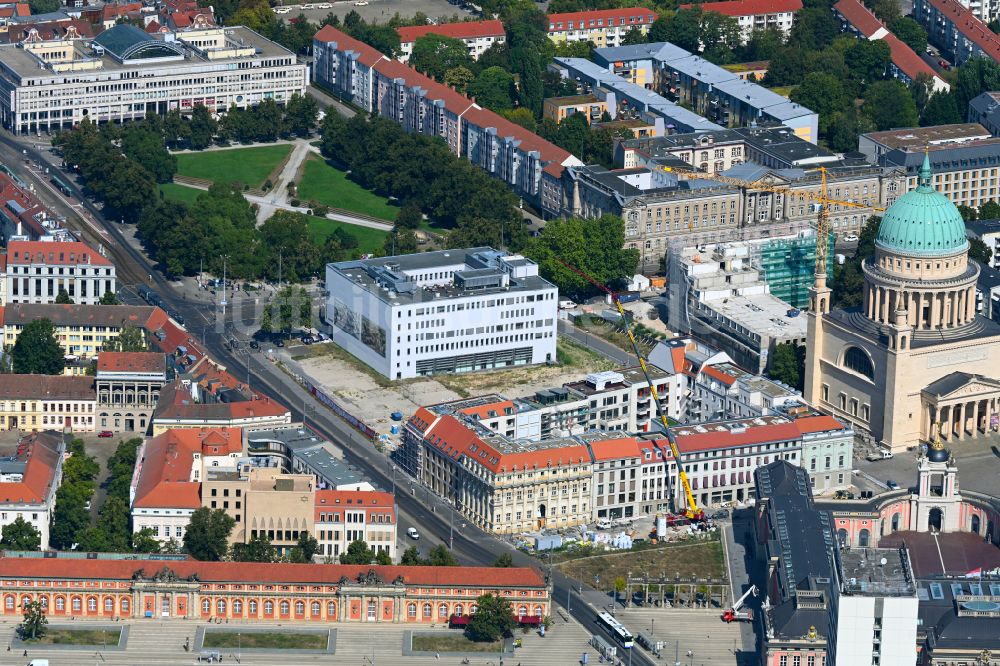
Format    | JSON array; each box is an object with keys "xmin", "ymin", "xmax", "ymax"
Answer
[
  {"xmin": 385, "ymin": 228, "xmax": 418, "ymax": 255},
  {"xmin": 99, "ymin": 290, "xmax": 120, "ymax": 305},
  {"xmin": 444, "ymin": 66, "xmax": 475, "ymax": 93},
  {"xmin": 298, "ymin": 286, "xmax": 312, "ymax": 328},
  {"xmin": 260, "ymin": 306, "xmax": 274, "ymax": 336},
  {"xmin": 183, "ymin": 508, "xmax": 235, "ymax": 561},
  {"xmin": 958, "ymin": 204, "xmax": 978, "ymax": 222},
  {"xmin": 524, "ymin": 215, "xmax": 639, "ymax": 301},
  {"xmin": 28, "ymin": 0, "xmax": 60, "ymax": 13},
  {"xmin": 425, "ymin": 544, "xmax": 458, "ymax": 567},
  {"xmin": 862, "ymin": 80, "xmax": 919, "ymax": 130},
  {"xmin": 82, "ymin": 496, "xmax": 132, "ymax": 552},
  {"xmin": 339, "ymin": 539, "xmax": 375, "ymax": 565},
  {"xmin": 19, "ymin": 600, "xmax": 47, "ymax": 641},
  {"xmin": 1, "ymin": 516, "xmax": 41, "ymax": 551},
  {"xmin": 890, "ymin": 16, "xmax": 927, "ymax": 53},
  {"xmin": 188, "ymin": 104, "xmax": 218, "ymax": 149},
  {"xmin": 11, "ymin": 318, "xmax": 64, "ymax": 375},
  {"xmin": 788, "ymin": 7, "xmax": 840, "ymax": 50},
  {"xmin": 501, "ymin": 108, "xmax": 538, "ymax": 132},
  {"xmin": 613, "ymin": 576, "xmax": 626, "ymax": 605},
  {"xmin": 410, "ymin": 34, "xmax": 473, "ymax": 80},
  {"xmin": 103, "ymin": 324, "xmax": 147, "ymax": 352},
  {"xmin": 284, "ymin": 92, "xmax": 320, "ymax": 138},
  {"xmin": 739, "ymin": 28, "xmax": 784, "ymax": 61},
  {"xmin": 955, "ymin": 57, "xmax": 1000, "ymax": 110},
  {"xmin": 492, "ymin": 553, "xmax": 513, "ymax": 568},
  {"xmin": 768, "ymin": 343, "xmax": 804, "ymax": 391},
  {"xmin": 622, "ymin": 26, "xmax": 647, "ymax": 45},
  {"xmin": 468, "ymin": 67, "xmax": 516, "ymax": 111},
  {"xmin": 259, "ymin": 211, "xmax": 320, "ymax": 281},
  {"xmin": 980, "ymin": 200, "xmax": 1000, "ymax": 220},
  {"xmin": 466, "ymin": 593, "xmax": 515, "ymax": 642},
  {"xmin": 131, "ymin": 527, "xmax": 161, "ymax": 554},
  {"xmin": 375, "ymin": 549, "xmax": 392, "ymax": 565},
  {"xmin": 400, "ymin": 546, "xmax": 423, "ymax": 565},
  {"xmin": 665, "ymin": 7, "xmax": 703, "ymax": 52},
  {"xmin": 232, "ymin": 534, "xmax": 278, "ymax": 562},
  {"xmin": 844, "ymin": 39, "xmax": 891, "ymax": 87},
  {"xmin": 869, "ymin": 0, "xmax": 901, "ymax": 23},
  {"xmin": 395, "ymin": 202, "xmax": 423, "ymax": 230},
  {"xmin": 970, "ymin": 237, "xmax": 993, "ymax": 264},
  {"xmin": 920, "ymin": 91, "xmax": 962, "ymax": 127},
  {"xmin": 292, "ymin": 531, "xmax": 320, "ymax": 562}
]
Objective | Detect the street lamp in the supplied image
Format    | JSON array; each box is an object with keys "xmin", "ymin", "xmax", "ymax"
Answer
[{"xmin": 238, "ymin": 631, "xmax": 241, "ymax": 663}]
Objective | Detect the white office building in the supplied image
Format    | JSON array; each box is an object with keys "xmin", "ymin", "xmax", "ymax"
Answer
[
  {"xmin": 2, "ymin": 240, "xmax": 115, "ymax": 305},
  {"xmin": 0, "ymin": 23, "xmax": 306, "ymax": 135},
  {"xmin": 325, "ymin": 248, "xmax": 558, "ymax": 380}
]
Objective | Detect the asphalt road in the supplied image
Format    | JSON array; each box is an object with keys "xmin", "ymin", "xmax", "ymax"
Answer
[{"xmin": 0, "ymin": 128, "xmax": 661, "ymax": 666}]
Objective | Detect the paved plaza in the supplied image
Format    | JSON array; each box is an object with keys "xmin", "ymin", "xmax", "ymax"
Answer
[{"xmin": 852, "ymin": 432, "xmax": 1000, "ymax": 494}]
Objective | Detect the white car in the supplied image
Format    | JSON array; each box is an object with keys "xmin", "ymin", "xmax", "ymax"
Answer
[
  {"xmin": 406, "ymin": 527, "xmax": 420, "ymax": 540},
  {"xmin": 353, "ymin": 1, "xmax": 368, "ymax": 5},
  {"xmin": 559, "ymin": 300, "xmax": 577, "ymax": 310},
  {"xmin": 275, "ymin": 7, "xmax": 291, "ymax": 12},
  {"xmin": 843, "ymin": 233, "xmax": 859, "ymax": 242}
]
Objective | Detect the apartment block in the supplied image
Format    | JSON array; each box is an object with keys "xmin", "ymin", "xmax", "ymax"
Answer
[
  {"xmin": 1, "ymin": 240, "xmax": 115, "ymax": 305},
  {"xmin": 860, "ymin": 123, "xmax": 1000, "ymax": 208},
  {"xmin": 324, "ymin": 248, "xmax": 558, "ymax": 380},
  {"xmin": 0, "ymin": 173, "xmax": 75, "ymax": 243},
  {"xmin": 0, "ymin": 375, "xmax": 96, "ymax": 432},
  {"xmin": 0, "ymin": 431, "xmax": 64, "ymax": 550},
  {"xmin": 542, "ymin": 94, "xmax": 608, "ymax": 123},
  {"xmin": 589, "ymin": 42, "xmax": 819, "ymax": 142},
  {"xmin": 396, "ymin": 20, "xmax": 505, "ymax": 61},
  {"xmin": 151, "ymin": 378, "xmax": 290, "ymax": 434},
  {"xmin": 0, "ymin": 24, "xmax": 306, "ymax": 135},
  {"xmin": 966, "ymin": 218, "xmax": 1000, "ymax": 269},
  {"xmin": 546, "ymin": 8, "xmax": 657, "ymax": 48},
  {"xmin": 313, "ymin": 25, "xmax": 581, "ymax": 215},
  {"xmin": 314, "ymin": 489, "xmax": 397, "ymax": 561},
  {"xmin": 967, "ymin": 91, "xmax": 1000, "ymax": 136},
  {"xmin": 95, "ymin": 351, "xmax": 168, "ymax": 434},
  {"xmin": 680, "ymin": 0, "xmax": 801, "ymax": 40},
  {"xmin": 0, "ymin": 303, "xmax": 166, "ymax": 358},
  {"xmin": 834, "ymin": 0, "xmax": 950, "ymax": 92},
  {"xmin": 914, "ymin": 0, "xmax": 1000, "ymax": 65},
  {"xmin": 689, "ymin": 361, "xmax": 801, "ymax": 423}
]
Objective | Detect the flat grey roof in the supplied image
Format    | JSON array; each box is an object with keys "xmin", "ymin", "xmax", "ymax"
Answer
[
  {"xmin": 700, "ymin": 292, "xmax": 807, "ymax": 340},
  {"xmin": 862, "ymin": 123, "xmax": 991, "ymax": 148},
  {"xmin": 839, "ymin": 547, "xmax": 915, "ymax": 597}
]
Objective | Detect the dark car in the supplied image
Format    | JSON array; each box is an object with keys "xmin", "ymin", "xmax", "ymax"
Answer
[
  {"xmin": 274, "ymin": 339, "xmax": 284, "ymax": 348},
  {"xmin": 249, "ymin": 340, "xmax": 260, "ymax": 350}
]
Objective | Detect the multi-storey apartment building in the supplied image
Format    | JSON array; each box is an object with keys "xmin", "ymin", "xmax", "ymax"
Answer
[
  {"xmin": 0, "ymin": 431, "xmax": 64, "ymax": 550},
  {"xmin": 313, "ymin": 26, "xmax": 581, "ymax": 215},
  {"xmin": 680, "ymin": 0, "xmax": 800, "ymax": 40},
  {"xmin": 396, "ymin": 20, "xmax": 505, "ymax": 61},
  {"xmin": 0, "ymin": 173, "xmax": 74, "ymax": 243},
  {"xmin": 0, "ymin": 303, "xmax": 166, "ymax": 358},
  {"xmin": 95, "ymin": 351, "xmax": 167, "ymax": 434},
  {"xmin": 0, "ymin": 375, "xmax": 95, "ymax": 432},
  {"xmin": 325, "ymin": 248, "xmax": 558, "ymax": 380},
  {"xmin": 1, "ymin": 240, "xmax": 115, "ymax": 305},
  {"xmin": 314, "ymin": 489, "xmax": 397, "ymax": 561},
  {"xmin": 834, "ymin": 0, "xmax": 950, "ymax": 92},
  {"xmin": 914, "ymin": 0, "xmax": 1000, "ymax": 65},
  {"xmin": 967, "ymin": 90, "xmax": 1000, "ymax": 135},
  {"xmin": 546, "ymin": 8, "xmax": 657, "ymax": 47},
  {"xmin": 151, "ymin": 378, "xmax": 290, "ymax": 434},
  {"xmin": 0, "ymin": 23, "xmax": 307, "ymax": 134},
  {"xmin": 689, "ymin": 361, "xmax": 801, "ymax": 423},
  {"xmin": 587, "ymin": 42, "xmax": 819, "ymax": 142},
  {"xmin": 542, "ymin": 94, "xmax": 608, "ymax": 124},
  {"xmin": 860, "ymin": 123, "xmax": 1000, "ymax": 208}
]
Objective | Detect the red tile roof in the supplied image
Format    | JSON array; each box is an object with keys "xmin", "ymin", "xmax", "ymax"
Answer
[
  {"xmin": 669, "ymin": 416, "xmax": 847, "ymax": 453},
  {"xmin": 834, "ymin": 0, "xmax": 938, "ymax": 82},
  {"xmin": 791, "ymin": 414, "xmax": 846, "ymax": 435},
  {"xmin": 96, "ymin": 351, "xmax": 166, "ymax": 375},
  {"xmin": 833, "ymin": 0, "xmax": 885, "ymax": 36},
  {"xmin": 925, "ymin": 0, "xmax": 1000, "ymax": 62},
  {"xmin": 702, "ymin": 364, "xmax": 738, "ymax": 386},
  {"xmin": 314, "ymin": 25, "xmax": 389, "ymax": 67},
  {"xmin": 588, "ymin": 437, "xmax": 643, "ymax": 461},
  {"xmin": 0, "ymin": 557, "xmax": 546, "ymax": 588},
  {"xmin": 0, "ymin": 433, "xmax": 62, "ymax": 506},
  {"xmin": 547, "ymin": 7, "xmax": 657, "ymax": 30},
  {"xmin": 398, "ymin": 19, "xmax": 505, "ymax": 44},
  {"xmin": 132, "ymin": 428, "xmax": 241, "ymax": 509},
  {"xmin": 373, "ymin": 58, "xmax": 477, "ymax": 116},
  {"xmin": 680, "ymin": 0, "xmax": 801, "ymax": 16},
  {"xmin": 314, "ymin": 489, "xmax": 396, "ymax": 521},
  {"xmin": 883, "ymin": 33, "xmax": 938, "ymax": 80},
  {"xmin": 458, "ymin": 399, "xmax": 516, "ymax": 420}
]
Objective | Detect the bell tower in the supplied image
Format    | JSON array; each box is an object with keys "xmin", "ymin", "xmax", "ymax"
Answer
[{"xmin": 911, "ymin": 426, "xmax": 961, "ymax": 533}]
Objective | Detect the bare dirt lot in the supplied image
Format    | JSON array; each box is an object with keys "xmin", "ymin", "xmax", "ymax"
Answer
[{"xmin": 285, "ymin": 338, "xmax": 617, "ymax": 438}]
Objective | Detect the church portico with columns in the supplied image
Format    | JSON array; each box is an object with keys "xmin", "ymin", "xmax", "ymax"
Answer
[{"xmin": 806, "ymin": 155, "xmax": 1000, "ymax": 452}]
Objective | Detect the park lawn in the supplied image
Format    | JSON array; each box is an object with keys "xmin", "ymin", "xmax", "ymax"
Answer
[
  {"xmin": 555, "ymin": 538, "xmax": 725, "ymax": 584},
  {"xmin": 202, "ymin": 630, "xmax": 327, "ymax": 650},
  {"xmin": 158, "ymin": 182, "xmax": 204, "ymax": 206},
  {"xmin": 297, "ymin": 157, "xmax": 398, "ymax": 221},
  {"xmin": 411, "ymin": 633, "xmax": 503, "ymax": 653},
  {"xmin": 28, "ymin": 628, "xmax": 121, "ymax": 645},
  {"xmin": 174, "ymin": 144, "xmax": 292, "ymax": 188},
  {"xmin": 307, "ymin": 215, "xmax": 388, "ymax": 255}
]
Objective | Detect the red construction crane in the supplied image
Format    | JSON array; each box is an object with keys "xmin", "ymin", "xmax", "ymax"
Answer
[
  {"xmin": 722, "ymin": 585, "xmax": 758, "ymax": 623},
  {"xmin": 557, "ymin": 259, "xmax": 704, "ymax": 521}
]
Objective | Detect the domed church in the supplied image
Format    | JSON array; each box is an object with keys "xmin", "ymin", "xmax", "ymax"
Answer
[{"xmin": 804, "ymin": 155, "xmax": 1000, "ymax": 452}]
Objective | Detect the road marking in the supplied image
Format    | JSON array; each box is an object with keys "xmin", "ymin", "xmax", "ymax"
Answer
[
  {"xmin": 932, "ymin": 532, "xmax": 947, "ymax": 574},
  {"xmin": 720, "ymin": 521, "xmax": 736, "ymax": 603}
]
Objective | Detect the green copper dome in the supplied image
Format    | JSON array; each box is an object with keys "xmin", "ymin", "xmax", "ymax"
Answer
[{"xmin": 874, "ymin": 154, "xmax": 969, "ymax": 257}]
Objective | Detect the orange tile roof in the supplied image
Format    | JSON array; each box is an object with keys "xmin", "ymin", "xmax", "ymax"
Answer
[
  {"xmin": 154, "ymin": 380, "xmax": 289, "ymax": 423},
  {"xmin": 96, "ymin": 351, "xmax": 166, "ymax": 374},
  {"xmin": 398, "ymin": 19, "xmax": 505, "ymax": 43},
  {"xmin": 373, "ymin": 58, "xmax": 476, "ymax": 116},
  {"xmin": 458, "ymin": 399, "xmax": 516, "ymax": 420},
  {"xmin": 132, "ymin": 428, "xmax": 241, "ymax": 509},
  {"xmin": 671, "ymin": 422, "xmax": 803, "ymax": 453},
  {"xmin": 314, "ymin": 489, "xmax": 396, "ymax": 521},
  {"xmin": 0, "ymin": 557, "xmax": 546, "ymax": 588},
  {"xmin": 547, "ymin": 7, "xmax": 657, "ymax": 29},
  {"xmin": 588, "ymin": 436, "xmax": 643, "ymax": 461},
  {"xmin": 408, "ymin": 407, "xmax": 439, "ymax": 435},
  {"xmin": 834, "ymin": 0, "xmax": 884, "ymax": 35},
  {"xmin": 0, "ymin": 433, "xmax": 62, "ymax": 505},
  {"xmin": 926, "ymin": 0, "xmax": 1000, "ymax": 62},
  {"xmin": 702, "ymin": 364, "xmax": 738, "ymax": 386},
  {"xmin": 680, "ymin": 0, "xmax": 801, "ymax": 16},
  {"xmin": 791, "ymin": 414, "xmax": 846, "ymax": 435},
  {"xmin": 314, "ymin": 25, "xmax": 389, "ymax": 67}
]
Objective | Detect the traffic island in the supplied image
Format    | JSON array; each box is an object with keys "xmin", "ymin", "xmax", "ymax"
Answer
[
  {"xmin": 195, "ymin": 626, "xmax": 335, "ymax": 654},
  {"xmin": 405, "ymin": 630, "xmax": 514, "ymax": 657},
  {"xmin": 13, "ymin": 623, "xmax": 128, "ymax": 651}
]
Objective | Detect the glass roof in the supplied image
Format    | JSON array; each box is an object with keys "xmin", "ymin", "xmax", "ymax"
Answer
[{"xmin": 93, "ymin": 24, "xmax": 183, "ymax": 61}]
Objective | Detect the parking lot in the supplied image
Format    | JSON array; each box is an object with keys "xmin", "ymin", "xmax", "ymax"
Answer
[{"xmin": 274, "ymin": 0, "xmax": 476, "ymax": 23}]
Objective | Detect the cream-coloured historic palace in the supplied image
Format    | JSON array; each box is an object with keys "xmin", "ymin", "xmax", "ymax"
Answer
[{"xmin": 805, "ymin": 155, "xmax": 1000, "ymax": 452}]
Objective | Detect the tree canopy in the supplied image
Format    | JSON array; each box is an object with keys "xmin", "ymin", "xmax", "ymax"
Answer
[
  {"xmin": 183, "ymin": 508, "xmax": 235, "ymax": 561},
  {"xmin": 1, "ymin": 516, "xmax": 41, "ymax": 551},
  {"xmin": 11, "ymin": 318, "xmax": 64, "ymax": 375},
  {"xmin": 466, "ymin": 593, "xmax": 515, "ymax": 642}
]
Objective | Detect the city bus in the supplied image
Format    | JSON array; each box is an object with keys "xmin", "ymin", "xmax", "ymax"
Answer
[{"xmin": 596, "ymin": 611, "xmax": 634, "ymax": 648}]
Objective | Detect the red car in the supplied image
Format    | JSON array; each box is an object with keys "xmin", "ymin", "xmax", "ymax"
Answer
[{"xmin": 97, "ymin": 431, "xmax": 114, "ymax": 438}]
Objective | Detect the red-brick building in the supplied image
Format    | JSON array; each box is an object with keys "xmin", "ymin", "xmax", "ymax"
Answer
[{"xmin": 0, "ymin": 557, "xmax": 549, "ymax": 624}]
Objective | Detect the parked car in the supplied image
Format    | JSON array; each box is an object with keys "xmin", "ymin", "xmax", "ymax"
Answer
[
  {"xmin": 249, "ymin": 340, "xmax": 260, "ymax": 350},
  {"xmin": 407, "ymin": 527, "xmax": 420, "ymax": 540},
  {"xmin": 843, "ymin": 233, "xmax": 859, "ymax": 242},
  {"xmin": 559, "ymin": 300, "xmax": 577, "ymax": 310},
  {"xmin": 274, "ymin": 339, "xmax": 285, "ymax": 348},
  {"xmin": 98, "ymin": 430, "xmax": 114, "ymax": 438},
  {"xmin": 886, "ymin": 480, "xmax": 899, "ymax": 490}
]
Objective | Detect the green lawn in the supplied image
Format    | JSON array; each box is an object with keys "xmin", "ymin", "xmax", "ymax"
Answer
[
  {"xmin": 297, "ymin": 157, "xmax": 398, "ymax": 221},
  {"xmin": 175, "ymin": 144, "xmax": 293, "ymax": 188},
  {"xmin": 411, "ymin": 633, "xmax": 503, "ymax": 653},
  {"xmin": 158, "ymin": 182, "xmax": 204, "ymax": 205},
  {"xmin": 307, "ymin": 215, "xmax": 388, "ymax": 255},
  {"xmin": 202, "ymin": 630, "xmax": 327, "ymax": 650},
  {"xmin": 26, "ymin": 628, "xmax": 121, "ymax": 646}
]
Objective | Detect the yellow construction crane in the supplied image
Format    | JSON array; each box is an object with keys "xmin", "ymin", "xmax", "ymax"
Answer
[
  {"xmin": 660, "ymin": 166, "xmax": 886, "ymax": 277},
  {"xmin": 557, "ymin": 259, "xmax": 704, "ymax": 521}
]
